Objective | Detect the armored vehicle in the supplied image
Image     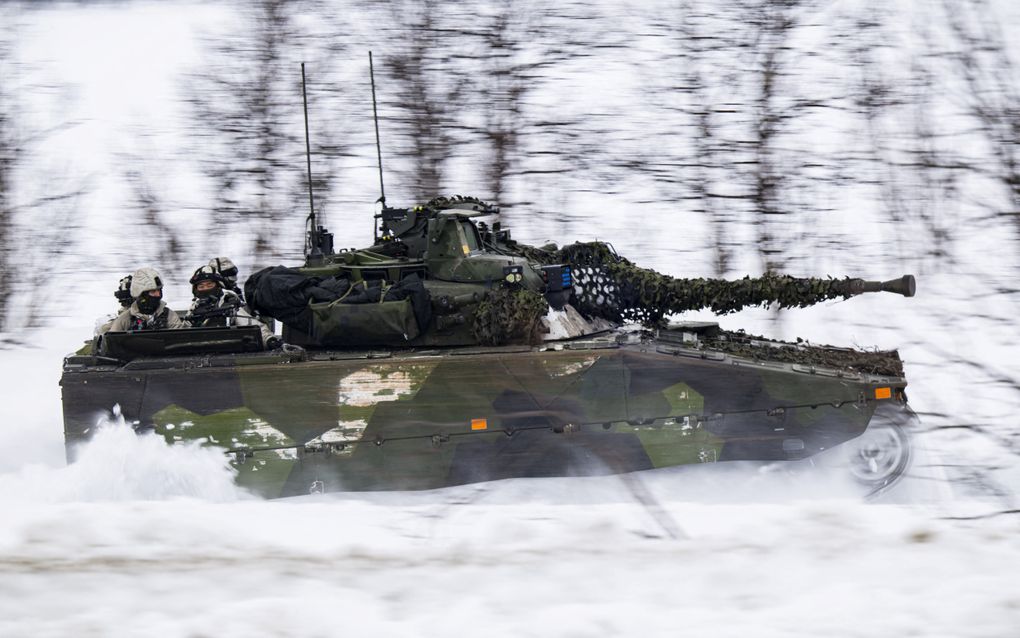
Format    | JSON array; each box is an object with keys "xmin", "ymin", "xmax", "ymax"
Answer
[{"xmin": 61, "ymin": 193, "xmax": 918, "ymax": 498}]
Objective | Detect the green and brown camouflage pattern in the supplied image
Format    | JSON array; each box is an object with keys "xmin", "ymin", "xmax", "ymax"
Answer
[{"xmin": 61, "ymin": 326, "xmax": 907, "ymax": 498}]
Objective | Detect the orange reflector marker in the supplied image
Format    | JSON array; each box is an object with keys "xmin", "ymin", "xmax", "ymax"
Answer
[
  {"xmin": 875, "ymin": 387, "xmax": 892, "ymax": 400},
  {"xmin": 471, "ymin": 418, "xmax": 488, "ymax": 431}
]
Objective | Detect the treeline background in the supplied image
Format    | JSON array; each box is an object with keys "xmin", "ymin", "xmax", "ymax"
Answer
[{"xmin": 1, "ymin": 0, "xmax": 1018, "ymax": 499}]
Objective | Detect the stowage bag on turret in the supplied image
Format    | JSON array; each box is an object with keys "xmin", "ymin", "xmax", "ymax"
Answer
[
  {"xmin": 245, "ymin": 266, "xmax": 350, "ymax": 326},
  {"xmin": 245, "ymin": 266, "xmax": 431, "ymax": 345},
  {"xmin": 309, "ymin": 296, "xmax": 420, "ymax": 345}
]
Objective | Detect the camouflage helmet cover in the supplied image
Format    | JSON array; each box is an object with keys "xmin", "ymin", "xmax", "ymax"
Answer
[
  {"xmin": 129, "ymin": 267, "xmax": 164, "ymax": 298},
  {"xmin": 208, "ymin": 257, "xmax": 239, "ymax": 286}
]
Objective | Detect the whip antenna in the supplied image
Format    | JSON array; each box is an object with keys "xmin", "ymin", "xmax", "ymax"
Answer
[
  {"xmin": 301, "ymin": 62, "xmax": 316, "ymax": 227},
  {"xmin": 369, "ymin": 51, "xmax": 386, "ymax": 206},
  {"xmin": 301, "ymin": 63, "xmax": 332, "ymax": 262}
]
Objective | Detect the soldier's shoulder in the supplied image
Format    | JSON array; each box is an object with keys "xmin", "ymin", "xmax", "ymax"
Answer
[
  {"xmin": 106, "ymin": 307, "xmax": 134, "ymax": 329},
  {"xmin": 164, "ymin": 307, "xmax": 191, "ymax": 329}
]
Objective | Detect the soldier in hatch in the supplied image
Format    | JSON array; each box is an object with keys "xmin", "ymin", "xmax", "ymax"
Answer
[
  {"xmin": 187, "ymin": 265, "xmax": 280, "ymax": 348},
  {"xmin": 113, "ymin": 275, "xmax": 134, "ymax": 310},
  {"xmin": 105, "ymin": 267, "xmax": 190, "ymax": 332},
  {"xmin": 95, "ymin": 274, "xmax": 135, "ymax": 335}
]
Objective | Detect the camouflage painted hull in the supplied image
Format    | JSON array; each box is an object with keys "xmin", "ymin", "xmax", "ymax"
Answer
[{"xmin": 61, "ymin": 330, "xmax": 908, "ymax": 498}]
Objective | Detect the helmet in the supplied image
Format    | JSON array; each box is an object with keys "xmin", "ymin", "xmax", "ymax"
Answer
[
  {"xmin": 190, "ymin": 265, "xmax": 225, "ymax": 298},
  {"xmin": 130, "ymin": 267, "xmax": 164, "ymax": 298},
  {"xmin": 115, "ymin": 275, "xmax": 133, "ymax": 307},
  {"xmin": 208, "ymin": 257, "xmax": 239, "ymax": 288}
]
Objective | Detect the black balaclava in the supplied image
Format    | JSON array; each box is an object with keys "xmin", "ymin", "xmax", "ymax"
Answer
[{"xmin": 136, "ymin": 291, "xmax": 162, "ymax": 315}]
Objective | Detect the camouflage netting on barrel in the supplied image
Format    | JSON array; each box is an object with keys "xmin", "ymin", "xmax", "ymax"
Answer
[
  {"xmin": 472, "ymin": 288, "xmax": 549, "ymax": 346},
  {"xmin": 513, "ymin": 241, "xmax": 859, "ymax": 324}
]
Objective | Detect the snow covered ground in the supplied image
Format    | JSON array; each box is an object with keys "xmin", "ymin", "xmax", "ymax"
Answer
[{"xmin": 3, "ymin": 496, "xmax": 1019, "ymax": 638}]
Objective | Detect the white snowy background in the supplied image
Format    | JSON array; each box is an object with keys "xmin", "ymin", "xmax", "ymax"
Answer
[{"xmin": 1, "ymin": 1, "xmax": 1019, "ymax": 636}]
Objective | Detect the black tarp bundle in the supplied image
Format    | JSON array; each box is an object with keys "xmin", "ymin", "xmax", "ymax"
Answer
[{"xmin": 245, "ymin": 266, "xmax": 432, "ymax": 343}]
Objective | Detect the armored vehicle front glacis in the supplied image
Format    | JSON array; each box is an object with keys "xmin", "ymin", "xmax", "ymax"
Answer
[{"xmin": 61, "ymin": 196, "xmax": 917, "ymax": 497}]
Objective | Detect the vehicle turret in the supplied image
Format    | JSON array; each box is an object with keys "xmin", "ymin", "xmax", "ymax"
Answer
[{"xmin": 246, "ymin": 194, "xmax": 919, "ymax": 351}]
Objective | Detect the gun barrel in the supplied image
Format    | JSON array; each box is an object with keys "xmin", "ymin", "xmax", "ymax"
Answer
[{"xmin": 847, "ymin": 275, "xmax": 916, "ymax": 298}]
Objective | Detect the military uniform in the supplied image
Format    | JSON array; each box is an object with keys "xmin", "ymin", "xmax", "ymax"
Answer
[
  {"xmin": 106, "ymin": 299, "xmax": 189, "ymax": 332},
  {"xmin": 189, "ymin": 288, "xmax": 276, "ymax": 345},
  {"xmin": 189, "ymin": 264, "xmax": 278, "ymax": 348},
  {"xmin": 100, "ymin": 268, "xmax": 188, "ymax": 333}
]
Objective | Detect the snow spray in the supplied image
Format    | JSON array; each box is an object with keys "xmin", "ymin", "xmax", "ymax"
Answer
[{"xmin": 0, "ymin": 406, "xmax": 250, "ymax": 502}]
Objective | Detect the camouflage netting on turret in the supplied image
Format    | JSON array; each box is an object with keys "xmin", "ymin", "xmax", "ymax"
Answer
[
  {"xmin": 513, "ymin": 241, "xmax": 860, "ymax": 324},
  {"xmin": 704, "ymin": 330, "xmax": 905, "ymax": 378},
  {"xmin": 419, "ymin": 195, "xmax": 498, "ymax": 214},
  {"xmin": 472, "ymin": 288, "xmax": 549, "ymax": 346}
]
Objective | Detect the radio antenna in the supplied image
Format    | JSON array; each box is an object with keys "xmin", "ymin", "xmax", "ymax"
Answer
[
  {"xmin": 301, "ymin": 62, "xmax": 316, "ymax": 228},
  {"xmin": 369, "ymin": 51, "xmax": 386, "ymax": 207},
  {"xmin": 299, "ymin": 63, "xmax": 333, "ymax": 263}
]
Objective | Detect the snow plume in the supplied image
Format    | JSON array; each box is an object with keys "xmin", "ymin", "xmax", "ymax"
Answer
[{"xmin": 0, "ymin": 407, "xmax": 248, "ymax": 503}]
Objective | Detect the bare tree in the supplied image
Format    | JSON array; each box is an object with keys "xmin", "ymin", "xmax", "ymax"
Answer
[
  {"xmin": 122, "ymin": 159, "xmax": 184, "ymax": 274},
  {"xmin": 843, "ymin": 8, "xmax": 960, "ymax": 266},
  {"xmin": 188, "ymin": 0, "xmax": 327, "ymax": 260},
  {"xmin": 745, "ymin": 0, "xmax": 803, "ymax": 274},
  {"xmin": 0, "ymin": 3, "xmax": 86, "ymax": 337},
  {"xmin": 483, "ymin": 0, "xmax": 633, "ymax": 229},
  {"xmin": 478, "ymin": 0, "xmax": 529, "ymax": 212},
  {"xmin": 943, "ymin": 0, "xmax": 1020, "ymax": 238},
  {"xmin": 18, "ymin": 189, "xmax": 82, "ymax": 331},
  {"xmin": 657, "ymin": 1, "xmax": 744, "ymax": 276},
  {"xmin": 907, "ymin": 56, "xmax": 962, "ymax": 264},
  {"xmin": 0, "ymin": 6, "xmax": 17, "ymax": 332},
  {"xmin": 377, "ymin": 0, "xmax": 468, "ymax": 202}
]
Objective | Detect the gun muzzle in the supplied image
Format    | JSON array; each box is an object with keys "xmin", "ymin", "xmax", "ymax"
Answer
[{"xmin": 845, "ymin": 275, "xmax": 916, "ymax": 298}]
